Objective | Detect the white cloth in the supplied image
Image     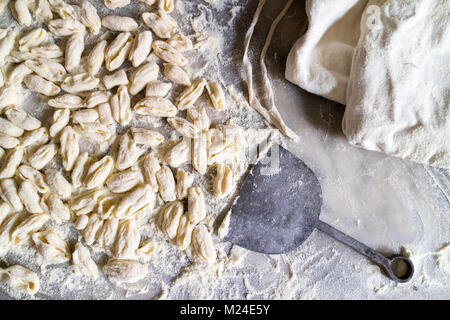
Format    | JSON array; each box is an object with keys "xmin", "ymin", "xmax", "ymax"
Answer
[
  {"xmin": 285, "ymin": 0, "xmax": 368, "ymax": 104},
  {"xmin": 286, "ymin": 0, "xmax": 450, "ymax": 168}
]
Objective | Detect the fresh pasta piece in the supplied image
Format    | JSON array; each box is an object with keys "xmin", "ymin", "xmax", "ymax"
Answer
[
  {"xmin": 103, "ymin": 259, "xmax": 147, "ymax": 284},
  {"xmin": 48, "ymin": 94, "xmax": 84, "ymax": 109},
  {"xmin": 137, "ymin": 0, "xmax": 156, "ymax": 6},
  {"xmin": 208, "ymin": 141, "xmax": 240, "ymax": 165},
  {"xmin": 85, "ymin": 90, "xmax": 111, "ymax": 109},
  {"xmin": 103, "ymin": 69, "xmax": 128, "ymax": 90},
  {"xmin": 167, "ymin": 116, "xmax": 200, "ymax": 138},
  {"xmin": 164, "ymin": 63, "xmax": 190, "ymax": 86},
  {"xmin": 192, "ymin": 132, "xmax": 208, "ymax": 174},
  {"xmin": 4, "ymin": 107, "xmax": 41, "ymax": 131},
  {"xmin": 167, "ymin": 34, "xmax": 193, "ymax": 52},
  {"xmin": 175, "ymin": 168, "xmax": 193, "ymax": 200},
  {"xmin": 24, "ymin": 75, "xmax": 60, "ymax": 96},
  {"xmin": 17, "ymin": 165, "xmax": 49, "ymax": 194},
  {"xmin": 187, "ymin": 186, "xmax": 206, "ymax": 224},
  {"xmin": 0, "ymin": 148, "xmax": 24, "ymax": 179},
  {"xmin": 142, "ymin": 154, "xmax": 160, "ymax": 192},
  {"xmin": 71, "ymin": 152, "xmax": 90, "ymax": 188},
  {"xmin": 192, "ymin": 224, "xmax": 217, "ymax": 264},
  {"xmin": 0, "ymin": 86, "xmax": 22, "ymax": 112},
  {"xmin": 129, "ymin": 30, "xmax": 153, "ymax": 68},
  {"xmin": 0, "ymin": 265, "xmax": 40, "ymax": 296},
  {"xmin": 102, "ymin": 16, "xmax": 138, "ymax": 32},
  {"xmin": 28, "ymin": 143, "xmax": 58, "ymax": 170},
  {"xmin": 18, "ymin": 180, "xmax": 43, "ymax": 214},
  {"xmin": 0, "ymin": 134, "xmax": 19, "ymax": 149},
  {"xmin": 113, "ymin": 184, "xmax": 154, "ymax": 220},
  {"xmin": 142, "ymin": 12, "xmax": 177, "ymax": 39},
  {"xmin": 164, "ymin": 137, "xmax": 191, "ymax": 167},
  {"xmin": 158, "ymin": 200, "xmax": 183, "ymax": 239},
  {"xmin": 114, "ymin": 219, "xmax": 140, "ymax": 259},
  {"xmin": 40, "ymin": 193, "xmax": 70, "ymax": 222},
  {"xmin": 0, "ymin": 212, "xmax": 20, "ymax": 250},
  {"xmin": 80, "ymin": 0, "xmax": 101, "ymax": 34},
  {"xmin": 175, "ymin": 215, "xmax": 195, "ymax": 250},
  {"xmin": 0, "ymin": 29, "xmax": 16, "ymax": 62},
  {"xmin": 145, "ymin": 81, "xmax": 172, "ymax": 97},
  {"xmin": 45, "ymin": 169, "xmax": 72, "ymax": 199},
  {"xmin": 97, "ymin": 194, "xmax": 117, "ymax": 219},
  {"xmin": 177, "ymin": 78, "xmax": 207, "ymax": 110},
  {"xmin": 72, "ymin": 109, "xmax": 99, "ymax": 124},
  {"xmin": 105, "ymin": 32, "xmax": 133, "ymax": 71},
  {"xmin": 110, "ymin": 85, "xmax": 132, "ymax": 125},
  {"xmin": 97, "ymin": 103, "xmax": 115, "ymax": 125},
  {"xmin": 104, "ymin": 0, "xmax": 130, "ymax": 10},
  {"xmin": 72, "ymin": 243, "xmax": 98, "ymax": 279},
  {"xmin": 70, "ymin": 189, "xmax": 105, "ymax": 216},
  {"xmin": 25, "ymin": 59, "xmax": 67, "ymax": 82},
  {"xmin": 20, "ymin": 127, "xmax": 48, "ymax": 148},
  {"xmin": 130, "ymin": 128, "xmax": 164, "ymax": 147},
  {"xmin": 87, "ymin": 39, "xmax": 107, "ymax": 75},
  {"xmin": 187, "ymin": 107, "xmax": 210, "ymax": 131},
  {"xmin": 74, "ymin": 214, "xmax": 89, "ymax": 230},
  {"xmin": 158, "ymin": 0, "xmax": 174, "ymax": 13},
  {"xmin": 156, "ymin": 165, "xmax": 176, "ymax": 202},
  {"xmin": 59, "ymin": 126, "xmax": 79, "ymax": 171},
  {"xmin": 11, "ymin": 213, "xmax": 49, "ymax": 244},
  {"xmin": 74, "ymin": 123, "xmax": 115, "ymax": 143},
  {"xmin": 0, "ymin": 118, "xmax": 24, "ymax": 137},
  {"xmin": 97, "ymin": 218, "xmax": 119, "ymax": 250},
  {"xmin": 34, "ymin": 0, "xmax": 53, "ymax": 22},
  {"xmin": 32, "ymin": 230, "xmax": 71, "ymax": 264},
  {"xmin": 106, "ymin": 168, "xmax": 143, "ymax": 194},
  {"xmin": 82, "ymin": 213, "xmax": 103, "ymax": 245},
  {"xmin": 48, "ymin": 19, "xmax": 86, "ymax": 36},
  {"xmin": 19, "ymin": 28, "xmax": 48, "ymax": 52},
  {"xmin": 65, "ymin": 33, "xmax": 85, "ymax": 73},
  {"xmin": 61, "ymin": 73, "xmax": 99, "ymax": 93},
  {"xmin": 49, "ymin": 109, "xmax": 70, "ymax": 138},
  {"xmin": 0, "ymin": 179, "xmax": 23, "ymax": 212},
  {"xmin": 84, "ymin": 155, "xmax": 114, "ymax": 190},
  {"xmin": 48, "ymin": 0, "xmax": 78, "ymax": 19},
  {"xmin": 13, "ymin": 0, "xmax": 32, "ymax": 26},
  {"xmin": 116, "ymin": 134, "xmax": 145, "ymax": 171},
  {"xmin": 129, "ymin": 62, "xmax": 159, "ymax": 95},
  {"xmin": 30, "ymin": 43, "xmax": 64, "ymax": 59},
  {"xmin": 135, "ymin": 239, "xmax": 156, "ymax": 258},
  {"xmin": 134, "ymin": 97, "xmax": 177, "ymax": 117},
  {"xmin": 214, "ymin": 164, "xmax": 233, "ymax": 198},
  {"xmin": 152, "ymin": 40, "xmax": 187, "ymax": 66},
  {"xmin": 7, "ymin": 63, "xmax": 32, "ymax": 86},
  {"xmin": 206, "ymin": 81, "xmax": 225, "ymax": 110}
]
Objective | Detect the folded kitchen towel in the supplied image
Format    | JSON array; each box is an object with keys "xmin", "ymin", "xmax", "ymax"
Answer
[{"xmin": 286, "ymin": 0, "xmax": 450, "ymax": 169}]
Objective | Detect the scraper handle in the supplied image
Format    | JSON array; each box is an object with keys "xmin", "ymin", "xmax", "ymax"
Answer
[{"xmin": 316, "ymin": 220, "xmax": 414, "ymax": 283}]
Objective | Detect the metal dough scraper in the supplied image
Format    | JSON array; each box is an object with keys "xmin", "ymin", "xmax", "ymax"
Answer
[{"xmin": 224, "ymin": 144, "xmax": 414, "ymax": 282}]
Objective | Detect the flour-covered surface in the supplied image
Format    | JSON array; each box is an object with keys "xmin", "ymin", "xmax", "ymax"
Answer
[{"xmin": 0, "ymin": 0, "xmax": 449, "ymax": 300}]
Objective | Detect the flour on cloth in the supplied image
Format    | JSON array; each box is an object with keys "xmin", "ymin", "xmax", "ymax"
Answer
[
  {"xmin": 286, "ymin": 0, "xmax": 450, "ymax": 169},
  {"xmin": 285, "ymin": 0, "xmax": 368, "ymax": 104},
  {"xmin": 343, "ymin": 0, "xmax": 450, "ymax": 168}
]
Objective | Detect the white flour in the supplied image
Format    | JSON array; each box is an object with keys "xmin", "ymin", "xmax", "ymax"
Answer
[
  {"xmin": 286, "ymin": 0, "xmax": 450, "ymax": 169},
  {"xmin": 343, "ymin": 0, "xmax": 450, "ymax": 169}
]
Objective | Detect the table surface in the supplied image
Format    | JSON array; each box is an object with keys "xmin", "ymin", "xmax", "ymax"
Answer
[{"xmin": 0, "ymin": 0, "xmax": 449, "ymax": 300}]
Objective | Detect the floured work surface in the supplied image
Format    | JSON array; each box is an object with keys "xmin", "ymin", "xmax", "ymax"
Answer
[{"xmin": 0, "ymin": 0, "xmax": 449, "ymax": 300}]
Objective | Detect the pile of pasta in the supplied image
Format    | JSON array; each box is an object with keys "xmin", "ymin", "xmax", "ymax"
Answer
[{"xmin": 0, "ymin": 0, "xmax": 241, "ymax": 297}]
